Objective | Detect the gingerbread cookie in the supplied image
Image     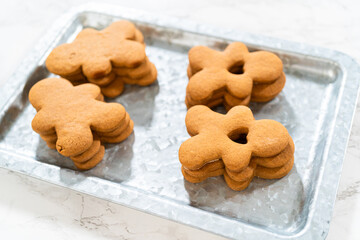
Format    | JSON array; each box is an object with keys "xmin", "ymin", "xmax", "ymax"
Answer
[
  {"xmin": 46, "ymin": 21, "xmax": 146, "ymax": 78},
  {"xmin": 179, "ymin": 105, "xmax": 294, "ymax": 191},
  {"xmin": 46, "ymin": 20, "xmax": 157, "ymax": 98},
  {"xmin": 186, "ymin": 42, "xmax": 285, "ymax": 110},
  {"xmin": 29, "ymin": 78, "xmax": 134, "ymax": 170}
]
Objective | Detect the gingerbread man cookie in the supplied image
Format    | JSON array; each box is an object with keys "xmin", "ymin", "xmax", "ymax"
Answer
[
  {"xmin": 46, "ymin": 20, "xmax": 157, "ymax": 98},
  {"xmin": 46, "ymin": 21, "xmax": 146, "ymax": 78},
  {"xmin": 29, "ymin": 78, "xmax": 134, "ymax": 170}
]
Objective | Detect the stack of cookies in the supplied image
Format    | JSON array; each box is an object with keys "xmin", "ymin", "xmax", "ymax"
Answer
[
  {"xmin": 186, "ymin": 42, "xmax": 286, "ymax": 110},
  {"xmin": 29, "ymin": 78, "xmax": 134, "ymax": 170},
  {"xmin": 179, "ymin": 105, "xmax": 294, "ymax": 191},
  {"xmin": 45, "ymin": 20, "xmax": 157, "ymax": 98}
]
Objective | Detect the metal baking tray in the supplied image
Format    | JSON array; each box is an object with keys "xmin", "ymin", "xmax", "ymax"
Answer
[{"xmin": 0, "ymin": 3, "xmax": 359, "ymax": 239}]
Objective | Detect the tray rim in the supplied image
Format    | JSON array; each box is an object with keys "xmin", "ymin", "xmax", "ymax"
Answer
[{"xmin": 0, "ymin": 3, "xmax": 359, "ymax": 239}]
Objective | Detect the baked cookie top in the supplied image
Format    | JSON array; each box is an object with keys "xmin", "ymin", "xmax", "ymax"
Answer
[
  {"xmin": 29, "ymin": 78, "xmax": 127, "ymax": 156},
  {"xmin": 187, "ymin": 42, "xmax": 283, "ymax": 102},
  {"xmin": 46, "ymin": 20, "xmax": 146, "ymax": 79},
  {"xmin": 179, "ymin": 105, "xmax": 291, "ymax": 172}
]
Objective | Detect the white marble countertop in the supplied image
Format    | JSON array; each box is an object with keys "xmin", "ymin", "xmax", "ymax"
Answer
[{"xmin": 0, "ymin": 0, "xmax": 359, "ymax": 239}]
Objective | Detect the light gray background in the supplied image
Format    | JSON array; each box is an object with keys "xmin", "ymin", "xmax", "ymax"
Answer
[{"xmin": 0, "ymin": 0, "xmax": 359, "ymax": 239}]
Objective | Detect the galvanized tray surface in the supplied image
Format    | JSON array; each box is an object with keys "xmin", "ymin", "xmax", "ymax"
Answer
[{"xmin": 0, "ymin": 3, "xmax": 359, "ymax": 240}]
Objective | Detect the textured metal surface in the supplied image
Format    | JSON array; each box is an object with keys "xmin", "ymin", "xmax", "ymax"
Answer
[{"xmin": 0, "ymin": 3, "xmax": 359, "ymax": 240}]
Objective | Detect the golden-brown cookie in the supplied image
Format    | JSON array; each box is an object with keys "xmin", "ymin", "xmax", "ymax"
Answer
[
  {"xmin": 99, "ymin": 120, "xmax": 134, "ymax": 143},
  {"xmin": 181, "ymin": 166, "xmax": 224, "ymax": 183},
  {"xmin": 97, "ymin": 113, "xmax": 131, "ymax": 137},
  {"xmin": 254, "ymin": 156, "xmax": 294, "ymax": 179},
  {"xmin": 121, "ymin": 63, "xmax": 157, "ymax": 86},
  {"xmin": 252, "ymin": 138, "xmax": 295, "ymax": 168},
  {"xmin": 88, "ymin": 72, "xmax": 117, "ymax": 87},
  {"xmin": 70, "ymin": 135, "xmax": 102, "ymax": 163},
  {"xmin": 47, "ymin": 20, "xmax": 157, "ymax": 98},
  {"xmin": 29, "ymin": 78, "xmax": 128, "ymax": 157},
  {"xmin": 225, "ymin": 161, "xmax": 256, "ymax": 183},
  {"xmin": 186, "ymin": 42, "xmax": 285, "ymax": 109},
  {"xmin": 112, "ymin": 57, "xmax": 152, "ymax": 79},
  {"xmin": 100, "ymin": 76, "xmax": 125, "ymax": 98},
  {"xmin": 73, "ymin": 145, "xmax": 105, "ymax": 170},
  {"xmin": 179, "ymin": 105, "xmax": 294, "ymax": 191},
  {"xmin": 182, "ymin": 160, "xmax": 224, "ymax": 178},
  {"xmin": 179, "ymin": 105, "xmax": 289, "ymax": 172},
  {"xmin": 250, "ymin": 72, "xmax": 286, "ymax": 102},
  {"xmin": 223, "ymin": 172, "xmax": 254, "ymax": 191},
  {"xmin": 46, "ymin": 20, "xmax": 146, "ymax": 79},
  {"xmin": 60, "ymin": 73, "xmax": 86, "ymax": 82}
]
